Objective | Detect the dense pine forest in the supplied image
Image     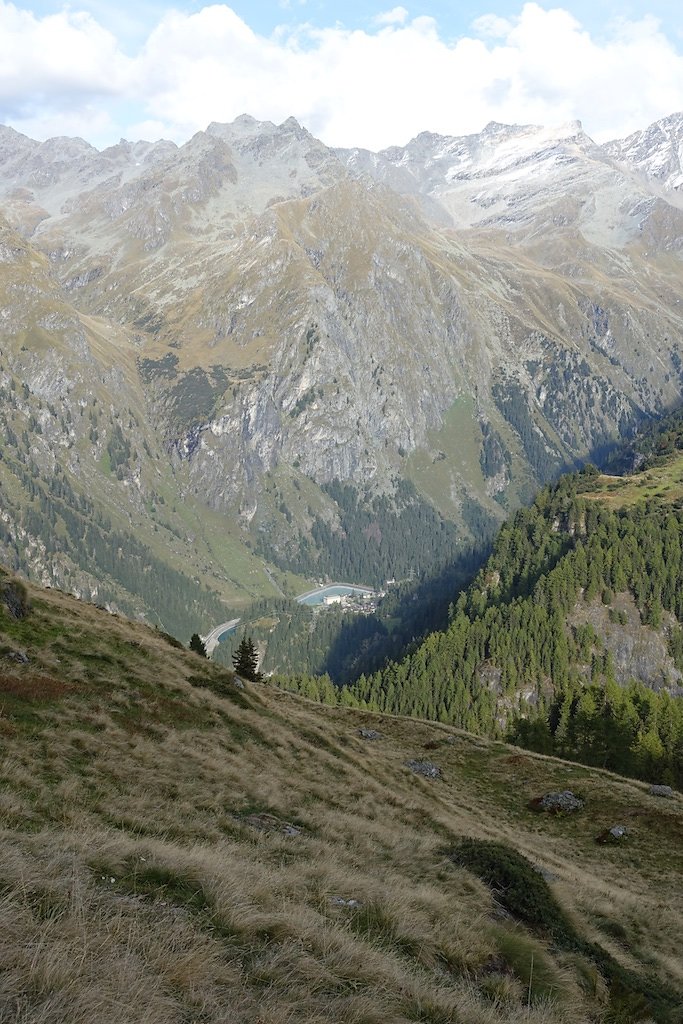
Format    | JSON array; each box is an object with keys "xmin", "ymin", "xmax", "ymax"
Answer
[
  {"xmin": 255, "ymin": 478, "xmax": 497, "ymax": 587},
  {"xmin": 274, "ymin": 455, "xmax": 683, "ymax": 789}
]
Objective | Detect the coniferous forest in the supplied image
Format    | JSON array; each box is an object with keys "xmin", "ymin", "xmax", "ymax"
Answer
[
  {"xmin": 255, "ymin": 478, "xmax": 497, "ymax": 587},
  {"xmin": 273, "ymin": 458, "xmax": 683, "ymax": 789}
]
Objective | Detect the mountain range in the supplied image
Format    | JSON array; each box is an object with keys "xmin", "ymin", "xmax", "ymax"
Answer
[
  {"xmin": 2, "ymin": 111, "xmax": 683, "ymax": 634},
  {"xmin": 3, "ymin": 111, "xmax": 683, "ymax": 1022}
]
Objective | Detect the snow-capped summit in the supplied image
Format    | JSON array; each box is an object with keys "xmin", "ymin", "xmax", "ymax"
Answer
[{"xmin": 605, "ymin": 112, "xmax": 683, "ymax": 193}]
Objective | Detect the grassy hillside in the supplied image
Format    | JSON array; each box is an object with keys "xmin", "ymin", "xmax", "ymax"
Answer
[
  {"xmin": 581, "ymin": 455, "xmax": 683, "ymax": 509},
  {"xmin": 1, "ymin": 570, "xmax": 682, "ymax": 1023}
]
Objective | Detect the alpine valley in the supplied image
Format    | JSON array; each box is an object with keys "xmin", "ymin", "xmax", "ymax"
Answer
[
  {"xmin": 2, "ymin": 111, "xmax": 683, "ymax": 641},
  {"xmin": 3, "ymin": 109, "xmax": 683, "ymax": 1024}
]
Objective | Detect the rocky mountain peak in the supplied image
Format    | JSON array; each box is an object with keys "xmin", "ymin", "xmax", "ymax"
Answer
[
  {"xmin": 0, "ymin": 125, "xmax": 39, "ymax": 174},
  {"xmin": 208, "ymin": 114, "xmax": 314, "ymax": 149},
  {"xmin": 35, "ymin": 135, "xmax": 96, "ymax": 159},
  {"xmin": 99, "ymin": 137, "xmax": 178, "ymax": 164},
  {"xmin": 2, "ymin": 110, "xmax": 683, "ymax": 621},
  {"xmin": 604, "ymin": 111, "xmax": 683, "ymax": 195},
  {"xmin": 336, "ymin": 117, "xmax": 606, "ymax": 234}
]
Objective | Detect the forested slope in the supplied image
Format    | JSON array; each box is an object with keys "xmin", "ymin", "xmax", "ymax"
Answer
[{"xmin": 277, "ymin": 459, "xmax": 683, "ymax": 788}]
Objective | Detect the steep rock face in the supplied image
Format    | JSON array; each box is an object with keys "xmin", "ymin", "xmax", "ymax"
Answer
[
  {"xmin": 604, "ymin": 113, "xmax": 683, "ymax": 196},
  {"xmin": 1, "ymin": 113, "xmax": 683, "ymax": 610},
  {"xmin": 569, "ymin": 594, "xmax": 683, "ymax": 694},
  {"xmin": 338, "ymin": 121, "xmax": 610, "ymax": 233},
  {"xmin": 167, "ymin": 184, "xmax": 468, "ymax": 504}
]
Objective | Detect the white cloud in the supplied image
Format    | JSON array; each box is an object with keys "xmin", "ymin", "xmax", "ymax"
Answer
[
  {"xmin": 1, "ymin": 2, "xmax": 683, "ymax": 149},
  {"xmin": 125, "ymin": 117, "xmax": 172, "ymax": 142},
  {"xmin": 7, "ymin": 105, "xmax": 117, "ymax": 146},
  {"xmin": 373, "ymin": 7, "xmax": 409, "ymax": 27},
  {"xmin": 0, "ymin": 2, "xmax": 130, "ymax": 112},
  {"xmin": 472, "ymin": 13, "xmax": 512, "ymax": 39}
]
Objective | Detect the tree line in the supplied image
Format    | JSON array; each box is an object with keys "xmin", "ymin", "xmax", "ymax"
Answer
[{"xmin": 274, "ymin": 466, "xmax": 683, "ymax": 788}]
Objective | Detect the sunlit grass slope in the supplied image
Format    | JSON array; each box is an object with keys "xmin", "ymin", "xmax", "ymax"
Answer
[
  {"xmin": 582, "ymin": 453, "xmax": 683, "ymax": 509},
  {"xmin": 1, "ymin": 569, "xmax": 682, "ymax": 1024}
]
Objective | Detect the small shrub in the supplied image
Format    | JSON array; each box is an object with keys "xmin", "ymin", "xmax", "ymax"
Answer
[
  {"xmin": 189, "ymin": 633, "xmax": 207, "ymax": 657},
  {"xmin": 478, "ymin": 969, "xmax": 524, "ymax": 1007},
  {"xmin": 448, "ymin": 839, "xmax": 577, "ymax": 945},
  {"xmin": 494, "ymin": 930, "xmax": 566, "ymax": 1004},
  {"xmin": 132, "ymin": 864, "xmax": 212, "ymax": 911},
  {"xmin": 449, "ymin": 839, "xmax": 680, "ymax": 1021},
  {"xmin": 95, "ymin": 859, "xmax": 213, "ymax": 914}
]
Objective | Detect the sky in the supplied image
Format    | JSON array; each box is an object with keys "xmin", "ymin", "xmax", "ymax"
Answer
[{"xmin": 1, "ymin": 0, "xmax": 682, "ymax": 150}]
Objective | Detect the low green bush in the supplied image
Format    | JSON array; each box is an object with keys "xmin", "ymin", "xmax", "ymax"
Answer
[
  {"xmin": 449, "ymin": 838, "xmax": 576, "ymax": 944},
  {"xmin": 449, "ymin": 838, "xmax": 681, "ymax": 1022}
]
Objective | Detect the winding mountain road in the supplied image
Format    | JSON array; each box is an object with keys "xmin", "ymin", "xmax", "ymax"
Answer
[{"xmin": 202, "ymin": 618, "xmax": 241, "ymax": 656}]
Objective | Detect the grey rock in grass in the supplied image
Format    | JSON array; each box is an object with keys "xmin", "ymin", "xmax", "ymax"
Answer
[
  {"xmin": 5, "ymin": 649, "xmax": 29, "ymax": 663},
  {"xmin": 596, "ymin": 824, "xmax": 629, "ymax": 844},
  {"xmin": 243, "ymin": 812, "xmax": 302, "ymax": 836},
  {"xmin": 649, "ymin": 784, "xmax": 674, "ymax": 798},
  {"xmin": 329, "ymin": 896, "xmax": 362, "ymax": 908},
  {"xmin": 532, "ymin": 790, "xmax": 584, "ymax": 813},
  {"xmin": 406, "ymin": 760, "xmax": 441, "ymax": 779},
  {"xmin": 358, "ymin": 728, "xmax": 382, "ymax": 740}
]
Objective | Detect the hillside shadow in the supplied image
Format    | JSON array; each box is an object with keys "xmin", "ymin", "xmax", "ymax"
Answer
[{"xmin": 321, "ymin": 542, "xmax": 491, "ymax": 683}]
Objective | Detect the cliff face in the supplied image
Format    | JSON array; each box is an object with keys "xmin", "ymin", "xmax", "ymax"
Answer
[{"xmin": 2, "ymin": 113, "xmax": 683, "ymax": 621}]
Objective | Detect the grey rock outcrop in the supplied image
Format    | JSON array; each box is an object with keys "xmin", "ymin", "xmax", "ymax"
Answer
[
  {"xmin": 358, "ymin": 728, "xmax": 382, "ymax": 740},
  {"xmin": 405, "ymin": 760, "xmax": 441, "ymax": 779},
  {"xmin": 596, "ymin": 825, "xmax": 629, "ymax": 844},
  {"xmin": 649, "ymin": 785, "xmax": 675, "ymax": 799},
  {"xmin": 531, "ymin": 791, "xmax": 584, "ymax": 813}
]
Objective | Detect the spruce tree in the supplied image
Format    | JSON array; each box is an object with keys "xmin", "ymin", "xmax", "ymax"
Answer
[
  {"xmin": 232, "ymin": 635, "xmax": 262, "ymax": 681},
  {"xmin": 189, "ymin": 633, "xmax": 207, "ymax": 658}
]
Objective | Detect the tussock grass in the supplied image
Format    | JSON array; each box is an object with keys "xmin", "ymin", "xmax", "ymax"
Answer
[{"xmin": 0, "ymin": 575, "xmax": 682, "ymax": 1023}]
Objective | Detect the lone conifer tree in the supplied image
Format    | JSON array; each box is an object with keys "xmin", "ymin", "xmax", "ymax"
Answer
[
  {"xmin": 189, "ymin": 633, "xmax": 207, "ymax": 658},
  {"xmin": 232, "ymin": 635, "xmax": 261, "ymax": 681}
]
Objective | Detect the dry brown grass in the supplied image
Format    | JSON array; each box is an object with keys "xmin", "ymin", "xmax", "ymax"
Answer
[{"xmin": 0, "ymin": 579, "xmax": 682, "ymax": 1023}]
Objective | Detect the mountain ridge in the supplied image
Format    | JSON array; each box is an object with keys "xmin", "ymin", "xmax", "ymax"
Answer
[{"xmin": 2, "ymin": 111, "xmax": 683, "ymax": 636}]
